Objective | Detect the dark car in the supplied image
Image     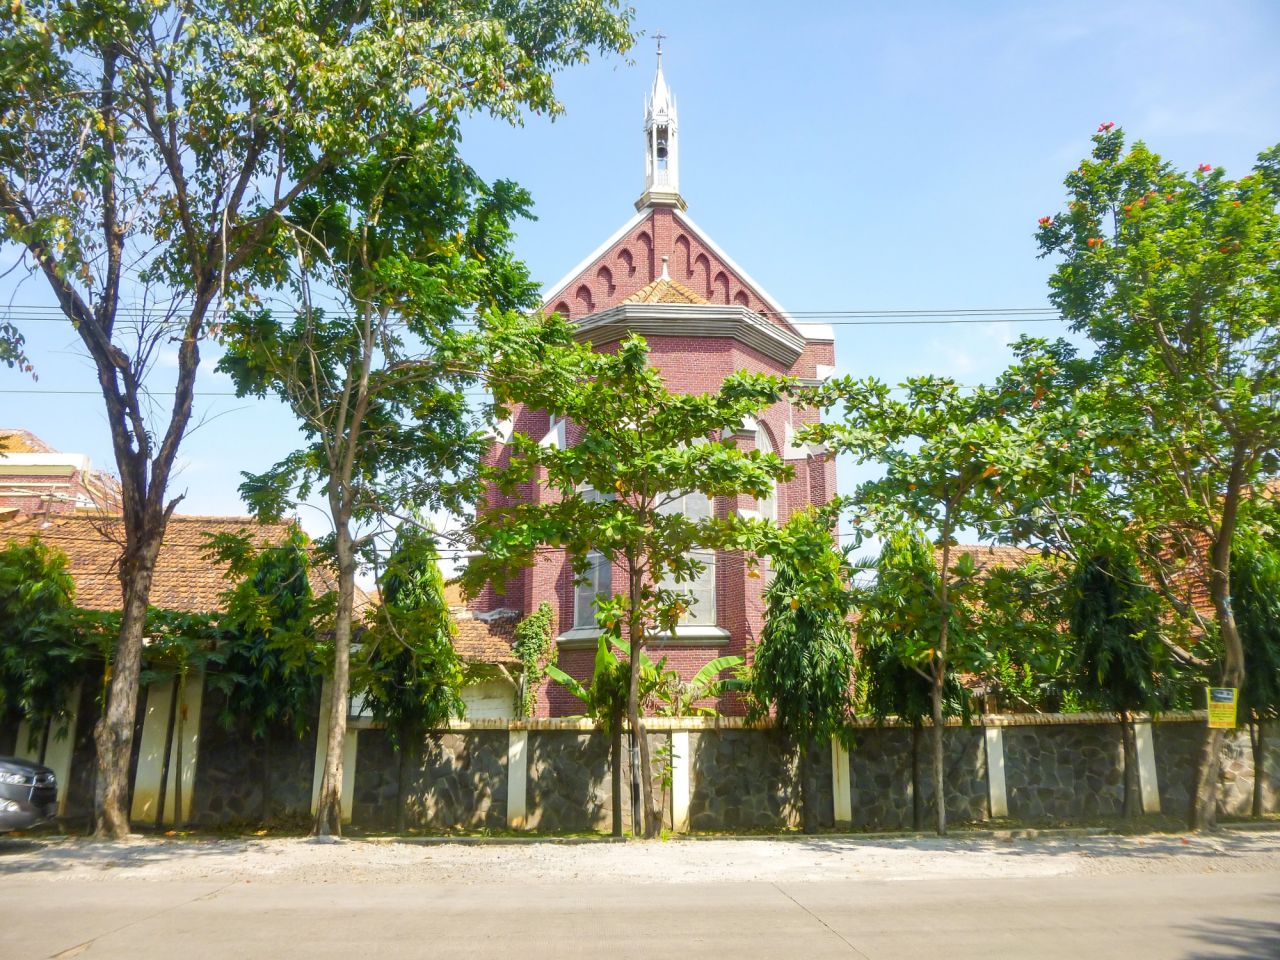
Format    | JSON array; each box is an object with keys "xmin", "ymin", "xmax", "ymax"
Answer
[{"xmin": 0, "ymin": 757, "xmax": 58, "ymax": 832}]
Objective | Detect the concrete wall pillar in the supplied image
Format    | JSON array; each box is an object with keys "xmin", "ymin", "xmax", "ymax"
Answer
[
  {"xmin": 130, "ymin": 670, "xmax": 205, "ymax": 825},
  {"xmin": 671, "ymin": 730, "xmax": 691, "ymax": 832},
  {"xmin": 507, "ymin": 728, "xmax": 529, "ymax": 830},
  {"xmin": 984, "ymin": 724, "xmax": 1008, "ymax": 819},
  {"xmin": 1134, "ymin": 718, "xmax": 1161, "ymax": 814},
  {"xmin": 310, "ymin": 679, "xmax": 358, "ymax": 824},
  {"xmin": 831, "ymin": 737, "xmax": 852, "ymax": 826}
]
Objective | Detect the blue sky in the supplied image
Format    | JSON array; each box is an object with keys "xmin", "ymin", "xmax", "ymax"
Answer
[{"xmin": 3, "ymin": 0, "xmax": 1278, "ymax": 554}]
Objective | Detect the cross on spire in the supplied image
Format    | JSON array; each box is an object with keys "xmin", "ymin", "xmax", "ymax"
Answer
[{"xmin": 654, "ymin": 31, "xmax": 666, "ymax": 58}]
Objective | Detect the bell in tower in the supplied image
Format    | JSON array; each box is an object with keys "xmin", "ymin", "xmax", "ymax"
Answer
[{"xmin": 636, "ymin": 37, "xmax": 685, "ymax": 211}]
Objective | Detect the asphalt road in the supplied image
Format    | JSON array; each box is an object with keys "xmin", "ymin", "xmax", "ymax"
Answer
[{"xmin": 6, "ymin": 870, "xmax": 1279, "ymax": 960}]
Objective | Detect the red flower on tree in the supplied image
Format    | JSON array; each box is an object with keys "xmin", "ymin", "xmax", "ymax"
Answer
[
  {"xmin": 1198, "ymin": 163, "xmax": 1213, "ymax": 173},
  {"xmin": 1097, "ymin": 121, "xmax": 1115, "ymax": 132},
  {"xmin": 1086, "ymin": 237, "xmax": 1103, "ymax": 248},
  {"xmin": 1038, "ymin": 216, "xmax": 1052, "ymax": 226}
]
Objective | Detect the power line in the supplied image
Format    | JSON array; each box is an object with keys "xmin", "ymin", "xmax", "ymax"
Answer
[{"xmin": 0, "ymin": 304, "xmax": 1064, "ymax": 327}]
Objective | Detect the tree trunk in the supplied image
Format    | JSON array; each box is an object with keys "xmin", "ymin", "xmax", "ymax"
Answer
[
  {"xmin": 261, "ymin": 732, "xmax": 273, "ymax": 823},
  {"xmin": 1249, "ymin": 719, "xmax": 1264, "ymax": 819},
  {"xmin": 94, "ymin": 543, "xmax": 162, "ymax": 839},
  {"xmin": 911, "ymin": 720, "xmax": 923, "ymax": 831},
  {"xmin": 611, "ymin": 721, "xmax": 623, "ymax": 838},
  {"xmin": 313, "ymin": 523, "xmax": 355, "ymax": 837},
  {"xmin": 395, "ymin": 724, "xmax": 413, "ymax": 834},
  {"xmin": 931, "ymin": 671, "xmax": 946, "ymax": 836},
  {"xmin": 1119, "ymin": 709, "xmax": 1139, "ymax": 820},
  {"xmin": 933, "ymin": 530, "xmax": 952, "ymax": 837},
  {"xmin": 625, "ymin": 560, "xmax": 657, "ymax": 838},
  {"xmin": 798, "ymin": 743, "xmax": 817, "ymax": 835},
  {"xmin": 1192, "ymin": 472, "xmax": 1248, "ymax": 831}
]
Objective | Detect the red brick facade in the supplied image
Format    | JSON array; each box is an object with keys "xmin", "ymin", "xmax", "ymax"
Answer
[
  {"xmin": 472, "ymin": 65, "xmax": 836, "ymax": 716},
  {"xmin": 0, "ymin": 429, "xmax": 121, "ymax": 517}
]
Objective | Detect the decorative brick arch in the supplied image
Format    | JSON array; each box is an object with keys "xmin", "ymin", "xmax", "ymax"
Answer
[
  {"xmin": 553, "ymin": 300, "xmax": 571, "ymax": 318},
  {"xmin": 693, "ymin": 253, "xmax": 711, "ymax": 297},
  {"xmin": 674, "ymin": 234, "xmax": 692, "ymax": 277},
  {"xmin": 637, "ymin": 231, "xmax": 653, "ymax": 278},
  {"xmin": 712, "ymin": 271, "xmax": 730, "ymax": 304},
  {"xmin": 732, "ymin": 290, "xmax": 750, "ymax": 307},
  {"xmin": 617, "ymin": 248, "xmax": 635, "ymax": 278},
  {"xmin": 574, "ymin": 284, "xmax": 594, "ymax": 314},
  {"xmin": 596, "ymin": 265, "xmax": 615, "ymax": 297}
]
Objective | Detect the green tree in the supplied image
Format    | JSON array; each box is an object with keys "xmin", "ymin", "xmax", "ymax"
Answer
[
  {"xmin": 547, "ymin": 636, "xmax": 632, "ymax": 837},
  {"xmin": 806, "ymin": 365, "xmax": 1069, "ymax": 834},
  {"xmin": 0, "ymin": 538, "xmax": 87, "ymax": 758},
  {"xmin": 973, "ymin": 557, "xmax": 1075, "ymax": 715},
  {"xmin": 748, "ymin": 511, "xmax": 855, "ymax": 833},
  {"xmin": 856, "ymin": 528, "xmax": 970, "ymax": 830},
  {"xmin": 1036, "ymin": 127, "xmax": 1280, "ymax": 828},
  {"xmin": 359, "ymin": 527, "xmax": 463, "ymax": 832},
  {"xmin": 1068, "ymin": 538, "xmax": 1165, "ymax": 819},
  {"xmin": 207, "ymin": 527, "xmax": 327, "ymax": 822},
  {"xmin": 467, "ymin": 322, "xmax": 792, "ymax": 837},
  {"xmin": 0, "ymin": 0, "xmax": 630, "ymax": 838},
  {"xmin": 1231, "ymin": 534, "xmax": 1280, "ymax": 817}
]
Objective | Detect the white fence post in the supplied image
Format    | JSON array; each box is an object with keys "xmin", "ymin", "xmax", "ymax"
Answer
[
  {"xmin": 984, "ymin": 724, "xmax": 1009, "ymax": 819},
  {"xmin": 507, "ymin": 728, "xmax": 529, "ymax": 829},
  {"xmin": 671, "ymin": 730, "xmax": 691, "ymax": 832},
  {"xmin": 831, "ymin": 736, "xmax": 852, "ymax": 826},
  {"xmin": 1134, "ymin": 718, "xmax": 1161, "ymax": 814}
]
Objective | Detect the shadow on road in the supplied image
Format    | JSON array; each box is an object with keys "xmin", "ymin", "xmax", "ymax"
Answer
[
  {"xmin": 1178, "ymin": 909, "xmax": 1280, "ymax": 959},
  {"xmin": 0, "ymin": 837, "xmax": 260, "ymax": 875},
  {"xmin": 792, "ymin": 832, "xmax": 1269, "ymax": 864}
]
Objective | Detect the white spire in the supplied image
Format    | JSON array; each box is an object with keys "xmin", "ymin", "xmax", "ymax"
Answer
[{"xmin": 637, "ymin": 35, "xmax": 685, "ymax": 211}]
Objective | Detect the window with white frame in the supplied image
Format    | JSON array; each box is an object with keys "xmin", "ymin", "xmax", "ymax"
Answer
[
  {"xmin": 572, "ymin": 485, "xmax": 614, "ymax": 629},
  {"xmin": 574, "ymin": 550, "xmax": 612, "ymax": 629},
  {"xmin": 657, "ymin": 490, "xmax": 717, "ymax": 626},
  {"xmin": 755, "ymin": 426, "xmax": 778, "ymax": 523}
]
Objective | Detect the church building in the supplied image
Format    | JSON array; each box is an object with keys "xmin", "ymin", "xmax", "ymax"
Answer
[{"xmin": 474, "ymin": 51, "xmax": 838, "ymax": 716}]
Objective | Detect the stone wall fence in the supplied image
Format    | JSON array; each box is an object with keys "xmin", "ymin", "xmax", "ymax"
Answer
[{"xmin": 5, "ymin": 671, "xmax": 1278, "ymax": 832}]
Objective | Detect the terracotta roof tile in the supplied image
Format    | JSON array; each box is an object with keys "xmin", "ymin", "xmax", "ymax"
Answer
[
  {"xmin": 937, "ymin": 544, "xmax": 1041, "ymax": 576},
  {"xmin": 452, "ymin": 613, "xmax": 518, "ymax": 665},
  {"xmin": 0, "ymin": 513, "xmax": 344, "ymax": 613},
  {"xmin": 0, "ymin": 429, "xmax": 57, "ymax": 454},
  {"xmin": 622, "ymin": 277, "xmax": 708, "ymax": 305}
]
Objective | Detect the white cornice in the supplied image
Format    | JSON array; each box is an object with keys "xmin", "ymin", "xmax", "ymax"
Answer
[
  {"xmin": 672, "ymin": 210, "xmax": 832, "ymax": 345},
  {"xmin": 574, "ymin": 302, "xmax": 807, "ymax": 368},
  {"xmin": 541, "ymin": 208, "xmax": 649, "ymax": 310}
]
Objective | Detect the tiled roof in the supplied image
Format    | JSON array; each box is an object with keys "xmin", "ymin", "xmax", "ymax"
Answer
[
  {"xmin": 453, "ymin": 613, "xmax": 518, "ymax": 665},
  {"xmin": 937, "ymin": 544, "xmax": 1041, "ymax": 576},
  {"xmin": 0, "ymin": 428, "xmax": 56, "ymax": 454},
  {"xmin": 0, "ymin": 513, "xmax": 338, "ymax": 613},
  {"xmin": 622, "ymin": 277, "xmax": 708, "ymax": 305}
]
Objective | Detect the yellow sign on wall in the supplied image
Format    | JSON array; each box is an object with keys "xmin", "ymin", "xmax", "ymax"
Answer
[{"xmin": 1206, "ymin": 687, "xmax": 1238, "ymax": 729}]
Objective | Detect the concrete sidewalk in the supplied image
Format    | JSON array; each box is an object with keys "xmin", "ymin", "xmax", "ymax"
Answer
[{"xmin": 7, "ymin": 871, "xmax": 1280, "ymax": 959}]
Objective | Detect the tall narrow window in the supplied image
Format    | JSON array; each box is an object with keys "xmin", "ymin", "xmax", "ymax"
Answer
[
  {"xmin": 574, "ymin": 551, "xmax": 612, "ymax": 629},
  {"xmin": 755, "ymin": 426, "xmax": 778, "ymax": 523},
  {"xmin": 657, "ymin": 490, "xmax": 717, "ymax": 626}
]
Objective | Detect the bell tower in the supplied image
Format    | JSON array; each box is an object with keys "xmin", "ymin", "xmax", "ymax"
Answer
[{"xmin": 636, "ymin": 36, "xmax": 686, "ymax": 211}]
